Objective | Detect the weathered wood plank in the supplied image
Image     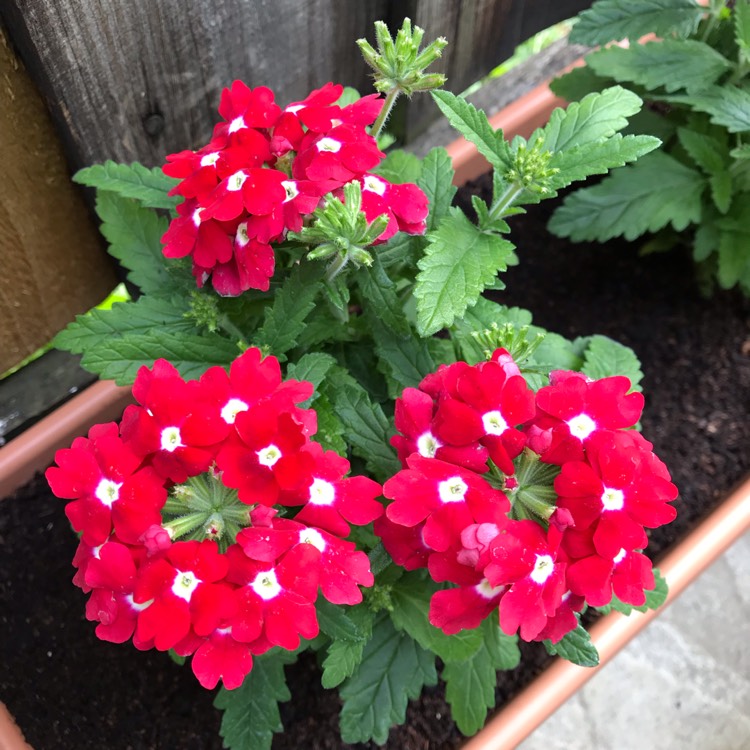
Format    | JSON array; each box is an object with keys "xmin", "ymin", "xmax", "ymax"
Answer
[
  {"xmin": 1, "ymin": 0, "xmax": 390, "ymax": 168},
  {"xmin": 0, "ymin": 28, "xmax": 117, "ymax": 374}
]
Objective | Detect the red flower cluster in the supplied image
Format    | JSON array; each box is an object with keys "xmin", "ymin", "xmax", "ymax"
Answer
[
  {"xmin": 376, "ymin": 353, "xmax": 677, "ymax": 643},
  {"xmin": 47, "ymin": 348, "xmax": 383, "ymax": 690},
  {"xmin": 162, "ymin": 81, "xmax": 428, "ymax": 296}
]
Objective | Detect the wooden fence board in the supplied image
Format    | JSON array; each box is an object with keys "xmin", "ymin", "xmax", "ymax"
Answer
[
  {"xmin": 0, "ymin": 28, "xmax": 117, "ymax": 374},
  {"xmin": 2, "ymin": 0, "xmax": 390, "ymax": 168}
]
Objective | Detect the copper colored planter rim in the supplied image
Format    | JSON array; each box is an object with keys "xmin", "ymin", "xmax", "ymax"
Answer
[{"xmin": 1, "ymin": 75, "xmax": 748, "ymax": 750}]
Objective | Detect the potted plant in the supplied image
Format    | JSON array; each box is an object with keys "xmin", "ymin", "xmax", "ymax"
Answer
[{"xmin": 0, "ymin": 13, "xmax": 748, "ymax": 750}]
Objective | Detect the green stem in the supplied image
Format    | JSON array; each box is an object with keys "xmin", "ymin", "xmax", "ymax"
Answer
[
  {"xmin": 487, "ymin": 181, "xmax": 524, "ymax": 224},
  {"xmin": 370, "ymin": 87, "xmax": 401, "ymax": 141},
  {"xmin": 325, "ymin": 250, "xmax": 351, "ymax": 282}
]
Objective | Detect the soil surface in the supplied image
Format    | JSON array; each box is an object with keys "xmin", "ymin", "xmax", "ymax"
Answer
[{"xmin": 2, "ymin": 180, "xmax": 749, "ymax": 749}]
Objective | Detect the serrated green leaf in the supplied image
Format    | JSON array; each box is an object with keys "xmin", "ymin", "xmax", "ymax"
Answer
[
  {"xmin": 53, "ymin": 295, "xmax": 194, "ymax": 355},
  {"xmin": 284, "ymin": 352, "xmax": 337, "ymax": 405},
  {"xmin": 321, "ymin": 637, "xmax": 367, "ymax": 689},
  {"xmin": 415, "ymin": 209, "xmax": 518, "ymax": 335},
  {"xmin": 717, "ymin": 220, "xmax": 750, "ymax": 288},
  {"xmin": 694, "ymin": 219, "xmax": 720, "ymax": 261},
  {"xmin": 339, "ymin": 615, "xmax": 437, "ymax": 745},
  {"xmin": 710, "ymin": 170, "xmax": 733, "ymax": 213},
  {"xmin": 550, "ymin": 66, "xmax": 611, "ymax": 102},
  {"xmin": 357, "ymin": 258, "xmax": 410, "ymax": 337},
  {"xmin": 78, "ymin": 329, "xmax": 239, "ymax": 384},
  {"xmin": 597, "ymin": 568, "xmax": 669, "ymax": 614},
  {"xmin": 569, "ymin": 0, "xmax": 703, "ymax": 45},
  {"xmin": 730, "ymin": 144, "xmax": 750, "ymax": 159},
  {"xmin": 316, "ymin": 599, "xmax": 371, "ymax": 643},
  {"xmin": 312, "ymin": 392, "xmax": 348, "ymax": 454},
  {"xmin": 370, "ymin": 316, "xmax": 435, "ymax": 395},
  {"xmin": 531, "ymin": 332, "xmax": 585, "ymax": 375},
  {"xmin": 95, "ymin": 192, "xmax": 172, "ymax": 295},
  {"xmin": 75, "ymin": 160, "xmax": 179, "ymax": 210},
  {"xmin": 442, "ymin": 618, "xmax": 520, "ymax": 736},
  {"xmin": 736, "ymin": 0, "xmax": 750, "ymax": 61},
  {"xmin": 587, "ymin": 40, "xmax": 732, "ymax": 95},
  {"xmin": 666, "ymin": 86, "xmax": 750, "ymax": 132},
  {"xmin": 549, "ymin": 134, "xmax": 661, "ymax": 191},
  {"xmin": 417, "ymin": 147, "xmax": 457, "ymax": 231},
  {"xmin": 322, "ymin": 368, "xmax": 400, "ymax": 481},
  {"xmin": 431, "ymin": 90, "xmax": 513, "ymax": 172},
  {"xmin": 677, "ymin": 127, "xmax": 728, "ymax": 174},
  {"xmin": 253, "ymin": 264, "xmax": 323, "ymax": 360},
  {"xmin": 549, "ymin": 151, "xmax": 704, "ymax": 242},
  {"xmin": 377, "ymin": 232, "xmax": 423, "ymax": 270},
  {"xmin": 451, "ymin": 297, "xmax": 534, "ymax": 364},
  {"xmin": 581, "ymin": 334, "xmax": 644, "ymax": 391},
  {"xmin": 389, "ymin": 572, "xmax": 483, "ymax": 663},
  {"xmin": 215, "ymin": 650, "xmax": 296, "ymax": 750},
  {"xmin": 537, "ymin": 87, "xmax": 646, "ymax": 153},
  {"xmin": 544, "ymin": 620, "xmax": 599, "ymax": 667},
  {"xmin": 374, "ymin": 149, "xmax": 423, "ymax": 184}
]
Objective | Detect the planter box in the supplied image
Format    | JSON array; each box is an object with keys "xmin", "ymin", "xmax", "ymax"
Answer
[{"xmin": 1, "ymin": 76, "xmax": 749, "ymax": 750}]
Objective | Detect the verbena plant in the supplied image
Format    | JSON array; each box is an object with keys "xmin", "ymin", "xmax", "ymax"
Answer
[
  {"xmin": 47, "ymin": 19, "xmax": 676, "ymax": 748},
  {"xmin": 549, "ymin": 0, "xmax": 750, "ymax": 294}
]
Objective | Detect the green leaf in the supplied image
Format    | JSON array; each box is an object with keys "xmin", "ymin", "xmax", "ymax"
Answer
[
  {"xmin": 549, "ymin": 134, "xmax": 661, "ymax": 191},
  {"xmin": 538, "ymin": 87, "xmax": 646, "ymax": 153},
  {"xmin": 370, "ymin": 316, "xmax": 435, "ymax": 395},
  {"xmin": 544, "ymin": 620, "xmax": 600, "ymax": 667},
  {"xmin": 322, "ymin": 368, "xmax": 400, "ymax": 481},
  {"xmin": 215, "ymin": 650, "xmax": 296, "ymax": 750},
  {"xmin": 549, "ymin": 151, "xmax": 704, "ymax": 241},
  {"xmin": 415, "ymin": 208, "xmax": 518, "ymax": 335},
  {"xmin": 74, "ymin": 160, "xmax": 179, "ymax": 210},
  {"xmin": 587, "ymin": 40, "xmax": 732, "ymax": 95},
  {"xmin": 451, "ymin": 297, "xmax": 534, "ymax": 364},
  {"xmin": 598, "ymin": 568, "xmax": 669, "ymax": 614},
  {"xmin": 316, "ymin": 599, "xmax": 372, "ymax": 643},
  {"xmin": 709, "ymin": 170, "xmax": 733, "ymax": 214},
  {"xmin": 95, "ymin": 192, "xmax": 172, "ymax": 295},
  {"xmin": 442, "ymin": 618, "xmax": 520, "ymax": 736},
  {"xmin": 77, "ymin": 329, "xmax": 239, "ymax": 384},
  {"xmin": 666, "ymin": 86, "xmax": 750, "ymax": 132},
  {"xmin": 374, "ymin": 149, "xmax": 423, "ymax": 184},
  {"xmin": 312, "ymin": 393, "xmax": 348, "ymax": 454},
  {"xmin": 357, "ymin": 258, "xmax": 410, "ymax": 337},
  {"xmin": 730, "ymin": 144, "xmax": 750, "ymax": 160},
  {"xmin": 581, "ymin": 334, "xmax": 644, "ymax": 391},
  {"xmin": 417, "ymin": 147, "xmax": 457, "ymax": 231},
  {"xmin": 677, "ymin": 127, "xmax": 728, "ymax": 174},
  {"xmin": 431, "ymin": 90, "xmax": 514, "ymax": 172},
  {"xmin": 717, "ymin": 219, "xmax": 750, "ymax": 288},
  {"xmin": 550, "ymin": 66, "xmax": 611, "ymax": 102},
  {"xmin": 253, "ymin": 264, "xmax": 323, "ymax": 360},
  {"xmin": 569, "ymin": 0, "xmax": 703, "ymax": 45},
  {"xmin": 322, "ymin": 638, "xmax": 367, "ymax": 689},
  {"xmin": 285, "ymin": 352, "xmax": 337, "ymax": 404},
  {"xmin": 389, "ymin": 572, "xmax": 483, "ymax": 663},
  {"xmin": 378, "ymin": 232, "xmax": 423, "ymax": 271},
  {"xmin": 53, "ymin": 295, "xmax": 194, "ymax": 355},
  {"xmin": 736, "ymin": 0, "xmax": 750, "ymax": 62},
  {"xmin": 339, "ymin": 615, "xmax": 437, "ymax": 745}
]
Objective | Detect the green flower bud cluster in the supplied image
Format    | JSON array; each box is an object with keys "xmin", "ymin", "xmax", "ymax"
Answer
[
  {"xmin": 357, "ymin": 18, "xmax": 447, "ymax": 97},
  {"xmin": 290, "ymin": 182, "xmax": 389, "ymax": 280},
  {"xmin": 506, "ymin": 137, "xmax": 559, "ymax": 195},
  {"xmin": 471, "ymin": 322, "xmax": 545, "ymax": 365}
]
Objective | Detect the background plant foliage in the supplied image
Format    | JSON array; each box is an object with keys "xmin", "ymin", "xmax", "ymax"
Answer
[{"xmin": 549, "ymin": 0, "xmax": 750, "ymax": 295}]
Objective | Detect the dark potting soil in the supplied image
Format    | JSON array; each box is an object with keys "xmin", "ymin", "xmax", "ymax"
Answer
[{"xmin": 2, "ymin": 178, "xmax": 749, "ymax": 750}]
